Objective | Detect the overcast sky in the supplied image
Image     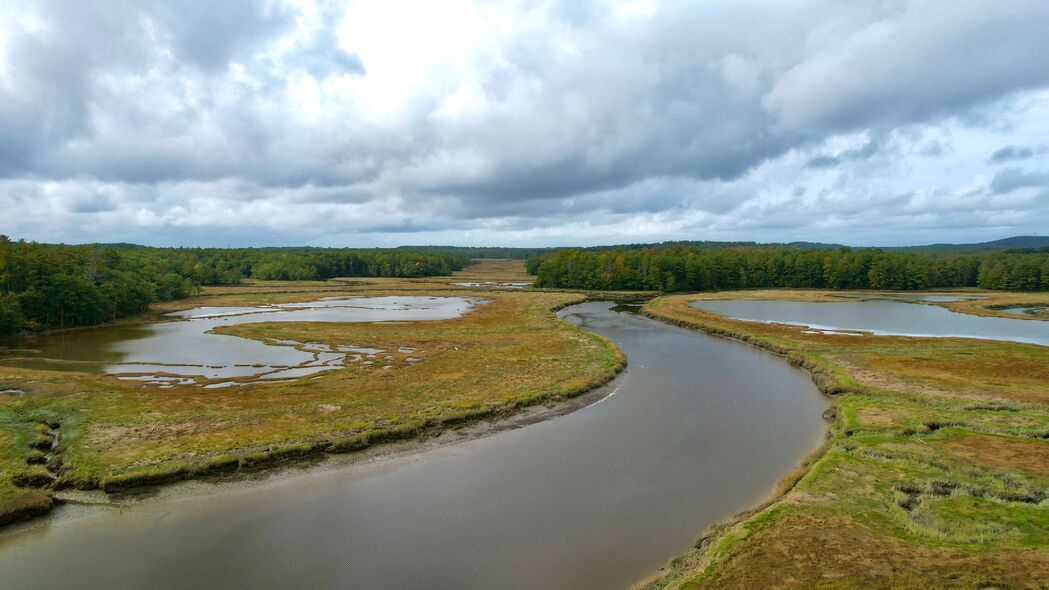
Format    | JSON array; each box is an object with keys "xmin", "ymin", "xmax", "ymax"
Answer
[{"xmin": 2, "ymin": 0, "xmax": 1049, "ymax": 247}]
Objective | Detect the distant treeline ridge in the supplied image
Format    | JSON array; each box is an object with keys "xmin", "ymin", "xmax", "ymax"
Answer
[
  {"xmin": 0, "ymin": 237, "xmax": 469, "ymax": 336},
  {"xmin": 528, "ymin": 247, "xmax": 1049, "ymax": 292},
  {"xmin": 401, "ymin": 235, "xmax": 1049, "ymax": 259}
]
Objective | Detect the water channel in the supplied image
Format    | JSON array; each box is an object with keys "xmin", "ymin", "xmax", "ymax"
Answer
[{"xmin": 0, "ymin": 301, "xmax": 828, "ymax": 589}]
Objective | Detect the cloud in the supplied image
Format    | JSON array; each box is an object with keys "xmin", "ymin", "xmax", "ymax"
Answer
[
  {"xmin": 805, "ymin": 138, "xmax": 880, "ymax": 169},
  {"xmin": 804, "ymin": 155, "xmax": 840, "ymax": 169},
  {"xmin": 990, "ymin": 168, "xmax": 1049, "ymax": 194},
  {"xmin": 990, "ymin": 145, "xmax": 1037, "ymax": 162},
  {"xmin": 1, "ymin": 0, "xmax": 1048, "ymax": 247},
  {"xmin": 763, "ymin": 3, "xmax": 1049, "ymax": 133}
]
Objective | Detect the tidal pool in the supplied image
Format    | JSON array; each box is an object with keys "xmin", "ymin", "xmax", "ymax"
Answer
[
  {"xmin": 1002, "ymin": 306, "xmax": 1047, "ymax": 317},
  {"xmin": 0, "ymin": 302, "xmax": 827, "ymax": 589},
  {"xmin": 691, "ymin": 298, "xmax": 1049, "ymax": 346},
  {"xmin": 0, "ymin": 296, "xmax": 475, "ymax": 386},
  {"xmin": 451, "ymin": 281, "xmax": 532, "ymax": 288},
  {"xmin": 833, "ymin": 293, "xmax": 980, "ymax": 303}
]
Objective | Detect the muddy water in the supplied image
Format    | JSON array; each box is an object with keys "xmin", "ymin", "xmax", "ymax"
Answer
[
  {"xmin": 692, "ymin": 298, "xmax": 1049, "ymax": 346},
  {"xmin": 0, "ymin": 296, "xmax": 474, "ymax": 385},
  {"xmin": 0, "ymin": 302, "xmax": 828, "ymax": 590}
]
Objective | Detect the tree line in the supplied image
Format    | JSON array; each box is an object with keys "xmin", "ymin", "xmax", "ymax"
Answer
[
  {"xmin": 0, "ymin": 237, "xmax": 469, "ymax": 337},
  {"xmin": 530, "ymin": 247, "xmax": 1049, "ymax": 292}
]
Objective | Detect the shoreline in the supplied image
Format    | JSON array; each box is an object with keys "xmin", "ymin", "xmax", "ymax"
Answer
[
  {"xmin": 0, "ymin": 297, "xmax": 627, "ymax": 530},
  {"xmin": 4, "ymin": 361, "xmax": 627, "ymax": 536},
  {"xmin": 636, "ymin": 293, "xmax": 1049, "ymax": 588},
  {"xmin": 633, "ymin": 303, "xmax": 842, "ymax": 588},
  {"xmin": 72, "ymin": 372, "xmax": 622, "ymax": 511},
  {"xmin": 1, "ymin": 296, "xmax": 834, "ymax": 590}
]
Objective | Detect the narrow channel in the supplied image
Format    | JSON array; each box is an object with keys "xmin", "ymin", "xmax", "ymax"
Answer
[{"xmin": 0, "ymin": 301, "xmax": 828, "ymax": 589}]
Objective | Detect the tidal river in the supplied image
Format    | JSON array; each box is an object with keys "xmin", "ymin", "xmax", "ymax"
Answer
[{"xmin": 0, "ymin": 301, "xmax": 828, "ymax": 589}]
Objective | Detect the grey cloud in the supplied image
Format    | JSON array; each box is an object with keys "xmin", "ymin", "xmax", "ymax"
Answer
[
  {"xmin": 764, "ymin": 2, "xmax": 1049, "ymax": 133},
  {"xmin": 990, "ymin": 145, "xmax": 1036, "ymax": 162},
  {"xmin": 990, "ymin": 168, "xmax": 1049, "ymax": 194},
  {"xmin": 805, "ymin": 139, "xmax": 880, "ymax": 169},
  {"xmin": 146, "ymin": 2, "xmax": 295, "ymax": 71},
  {"xmin": 919, "ymin": 141, "xmax": 946, "ymax": 157},
  {"xmin": 1, "ymin": 1, "xmax": 1049, "ymax": 247},
  {"xmin": 68, "ymin": 193, "xmax": 118, "ymax": 214},
  {"xmin": 805, "ymin": 155, "xmax": 840, "ymax": 169}
]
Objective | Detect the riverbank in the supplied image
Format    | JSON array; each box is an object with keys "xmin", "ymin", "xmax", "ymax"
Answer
[
  {"xmin": 11, "ymin": 367, "xmax": 625, "ymax": 532},
  {"xmin": 640, "ymin": 292, "xmax": 1049, "ymax": 589},
  {"xmin": 0, "ymin": 298, "xmax": 827, "ymax": 590},
  {"xmin": 0, "ymin": 264, "xmax": 625, "ymax": 528}
]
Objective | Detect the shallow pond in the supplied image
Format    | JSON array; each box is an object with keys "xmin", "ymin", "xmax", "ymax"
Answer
[
  {"xmin": 451, "ymin": 281, "xmax": 532, "ymax": 289},
  {"xmin": 0, "ymin": 301, "xmax": 827, "ymax": 590},
  {"xmin": 691, "ymin": 298, "xmax": 1049, "ymax": 346},
  {"xmin": 833, "ymin": 293, "xmax": 980, "ymax": 303},
  {"xmin": 0, "ymin": 296, "xmax": 475, "ymax": 386},
  {"xmin": 1002, "ymin": 306, "xmax": 1047, "ymax": 317}
]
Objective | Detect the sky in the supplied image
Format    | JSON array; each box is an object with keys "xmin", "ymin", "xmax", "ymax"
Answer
[{"xmin": 2, "ymin": 0, "xmax": 1049, "ymax": 248}]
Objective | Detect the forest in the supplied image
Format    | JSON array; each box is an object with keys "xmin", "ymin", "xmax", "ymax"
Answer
[
  {"xmin": 0, "ymin": 237, "xmax": 469, "ymax": 336},
  {"xmin": 530, "ymin": 247, "xmax": 1049, "ymax": 292}
]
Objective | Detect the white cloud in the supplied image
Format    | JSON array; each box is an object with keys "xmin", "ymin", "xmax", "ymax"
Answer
[{"xmin": 1, "ymin": 0, "xmax": 1048, "ymax": 247}]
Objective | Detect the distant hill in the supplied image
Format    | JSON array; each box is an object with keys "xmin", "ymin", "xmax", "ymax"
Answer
[
  {"xmin": 400, "ymin": 237, "xmax": 1049, "ymax": 258},
  {"xmin": 92, "ymin": 242, "xmax": 146, "ymax": 249},
  {"xmin": 83, "ymin": 235, "xmax": 1048, "ymax": 257},
  {"xmin": 398, "ymin": 240, "xmax": 849, "ymax": 259},
  {"xmin": 889, "ymin": 236, "xmax": 1049, "ymax": 253},
  {"xmin": 396, "ymin": 246, "xmax": 558, "ymax": 259}
]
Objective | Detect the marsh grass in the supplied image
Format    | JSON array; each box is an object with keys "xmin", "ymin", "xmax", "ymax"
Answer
[
  {"xmin": 0, "ymin": 262, "xmax": 624, "ymax": 525},
  {"xmin": 640, "ymin": 291, "xmax": 1049, "ymax": 589}
]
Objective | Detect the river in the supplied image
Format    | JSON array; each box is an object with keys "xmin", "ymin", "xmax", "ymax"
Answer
[{"xmin": 0, "ymin": 301, "xmax": 828, "ymax": 589}]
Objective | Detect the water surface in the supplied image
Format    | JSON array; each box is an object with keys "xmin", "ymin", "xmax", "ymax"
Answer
[
  {"xmin": 0, "ymin": 302, "xmax": 827, "ymax": 589},
  {"xmin": 0, "ymin": 296, "xmax": 474, "ymax": 385},
  {"xmin": 451, "ymin": 281, "xmax": 532, "ymax": 289},
  {"xmin": 691, "ymin": 298, "xmax": 1049, "ymax": 346},
  {"xmin": 1002, "ymin": 306, "xmax": 1047, "ymax": 317}
]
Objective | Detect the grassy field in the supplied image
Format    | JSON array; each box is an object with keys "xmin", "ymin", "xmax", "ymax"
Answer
[
  {"xmin": 641, "ymin": 290, "xmax": 1049, "ymax": 589},
  {"xmin": 0, "ymin": 260, "xmax": 624, "ymax": 525}
]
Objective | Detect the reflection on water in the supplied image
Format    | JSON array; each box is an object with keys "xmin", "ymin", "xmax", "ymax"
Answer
[
  {"xmin": 692, "ymin": 298, "xmax": 1049, "ymax": 346},
  {"xmin": 0, "ymin": 302, "xmax": 827, "ymax": 590},
  {"xmin": 0, "ymin": 297, "xmax": 475, "ymax": 386}
]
